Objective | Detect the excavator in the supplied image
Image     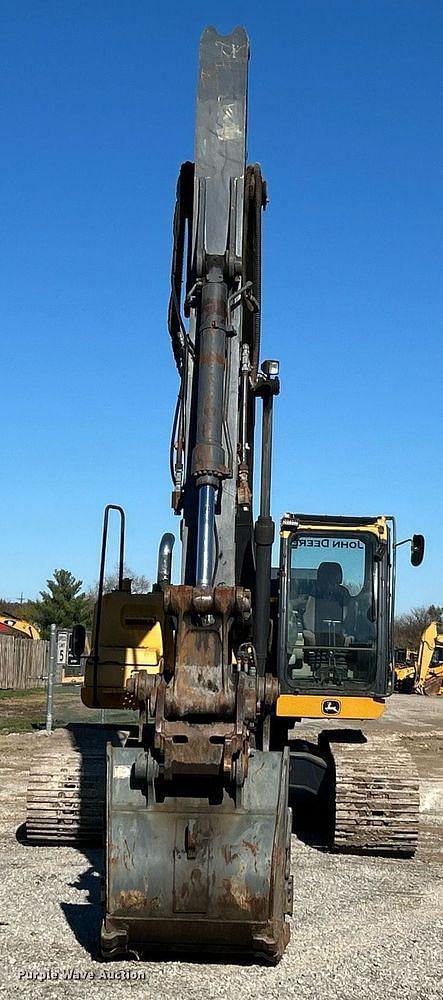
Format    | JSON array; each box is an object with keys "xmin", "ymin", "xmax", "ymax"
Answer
[
  {"xmin": 415, "ymin": 621, "xmax": 443, "ymax": 695},
  {"xmin": 394, "ymin": 623, "xmax": 442, "ymax": 695},
  {"xmin": 0, "ymin": 614, "xmax": 40, "ymax": 640},
  {"xmin": 26, "ymin": 26, "xmax": 424, "ymax": 962}
]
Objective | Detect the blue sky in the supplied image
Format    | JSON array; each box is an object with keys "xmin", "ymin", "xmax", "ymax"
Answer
[{"xmin": 1, "ymin": 1, "xmax": 441, "ymax": 612}]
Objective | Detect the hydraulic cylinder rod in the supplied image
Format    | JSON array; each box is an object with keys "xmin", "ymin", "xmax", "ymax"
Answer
[
  {"xmin": 192, "ymin": 272, "xmax": 228, "ymax": 587},
  {"xmin": 196, "ymin": 484, "xmax": 216, "ymax": 587}
]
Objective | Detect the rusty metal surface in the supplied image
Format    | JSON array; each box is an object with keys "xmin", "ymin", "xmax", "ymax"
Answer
[
  {"xmin": 125, "ymin": 582, "xmax": 278, "ymax": 784},
  {"xmin": 156, "ymin": 720, "xmax": 239, "ymax": 780},
  {"xmin": 162, "ymin": 584, "xmax": 247, "ymax": 718},
  {"xmin": 102, "ymin": 744, "xmax": 292, "ymax": 961},
  {"xmin": 421, "ymin": 674, "xmax": 443, "ymax": 696},
  {"xmin": 103, "ymin": 559, "xmax": 286, "ymax": 963}
]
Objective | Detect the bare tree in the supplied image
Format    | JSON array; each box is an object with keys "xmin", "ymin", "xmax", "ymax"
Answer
[
  {"xmin": 86, "ymin": 564, "xmax": 151, "ymax": 609},
  {"xmin": 394, "ymin": 604, "xmax": 443, "ymax": 650}
]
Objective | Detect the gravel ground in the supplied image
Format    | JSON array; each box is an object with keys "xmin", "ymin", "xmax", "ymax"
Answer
[{"xmin": 0, "ymin": 694, "xmax": 442, "ymax": 1000}]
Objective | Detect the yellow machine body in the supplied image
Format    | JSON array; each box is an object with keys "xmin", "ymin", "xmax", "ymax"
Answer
[
  {"xmin": 0, "ymin": 615, "xmax": 40, "ymax": 641},
  {"xmin": 81, "ymin": 590, "xmax": 164, "ymax": 709},
  {"xmin": 279, "ymin": 516, "xmax": 388, "ymax": 544},
  {"xmin": 415, "ymin": 621, "xmax": 443, "ymax": 695},
  {"xmin": 276, "ymin": 694, "xmax": 385, "ymax": 720},
  {"xmin": 393, "ymin": 648, "xmax": 417, "ymax": 688},
  {"xmin": 394, "ymin": 663, "xmax": 416, "ymax": 684}
]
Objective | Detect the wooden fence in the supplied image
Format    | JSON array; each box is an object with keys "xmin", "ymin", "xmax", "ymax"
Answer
[{"xmin": 0, "ymin": 636, "xmax": 49, "ymax": 689}]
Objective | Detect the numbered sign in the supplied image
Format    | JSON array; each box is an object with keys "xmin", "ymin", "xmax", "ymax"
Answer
[{"xmin": 56, "ymin": 630, "xmax": 69, "ymax": 666}]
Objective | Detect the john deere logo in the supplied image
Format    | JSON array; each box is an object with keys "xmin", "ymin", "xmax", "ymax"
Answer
[{"xmin": 322, "ymin": 699, "xmax": 341, "ymax": 715}]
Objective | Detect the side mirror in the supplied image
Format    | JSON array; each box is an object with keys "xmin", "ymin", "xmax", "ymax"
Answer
[
  {"xmin": 71, "ymin": 623, "xmax": 86, "ymax": 659},
  {"xmin": 411, "ymin": 534, "xmax": 425, "ymax": 567}
]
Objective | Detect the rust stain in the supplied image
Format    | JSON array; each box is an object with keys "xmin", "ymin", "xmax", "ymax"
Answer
[
  {"xmin": 122, "ymin": 838, "xmax": 134, "ymax": 871},
  {"xmin": 200, "ymin": 352, "xmax": 225, "ymax": 367},
  {"xmin": 221, "ymin": 878, "xmax": 266, "ymax": 921},
  {"xmin": 242, "ymin": 839, "xmax": 259, "ymax": 857},
  {"xmin": 117, "ymin": 890, "xmax": 160, "ymax": 913},
  {"xmin": 223, "ymin": 844, "xmax": 239, "ymax": 864},
  {"xmin": 118, "ymin": 890, "xmax": 146, "ymax": 911}
]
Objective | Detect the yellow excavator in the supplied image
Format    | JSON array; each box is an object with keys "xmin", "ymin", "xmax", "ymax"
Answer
[
  {"xmin": 26, "ymin": 27, "xmax": 425, "ymax": 963},
  {"xmin": 0, "ymin": 614, "xmax": 40, "ymax": 640},
  {"xmin": 415, "ymin": 621, "xmax": 443, "ymax": 695},
  {"xmin": 394, "ymin": 623, "xmax": 442, "ymax": 695},
  {"xmin": 394, "ymin": 647, "xmax": 418, "ymax": 692}
]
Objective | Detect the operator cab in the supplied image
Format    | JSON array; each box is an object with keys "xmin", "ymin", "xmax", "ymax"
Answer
[
  {"xmin": 431, "ymin": 646, "xmax": 443, "ymax": 667},
  {"xmin": 277, "ymin": 514, "xmax": 394, "ymax": 700},
  {"xmin": 277, "ymin": 514, "xmax": 424, "ymax": 711}
]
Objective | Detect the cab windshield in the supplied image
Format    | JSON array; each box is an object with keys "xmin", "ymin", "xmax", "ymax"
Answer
[{"xmin": 287, "ymin": 532, "xmax": 377, "ymax": 690}]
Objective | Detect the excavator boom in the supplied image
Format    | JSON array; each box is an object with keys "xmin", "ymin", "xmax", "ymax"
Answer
[{"xmin": 415, "ymin": 621, "xmax": 443, "ymax": 695}]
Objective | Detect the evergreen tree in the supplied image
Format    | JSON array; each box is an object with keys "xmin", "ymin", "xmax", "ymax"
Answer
[{"xmin": 32, "ymin": 569, "xmax": 92, "ymax": 638}]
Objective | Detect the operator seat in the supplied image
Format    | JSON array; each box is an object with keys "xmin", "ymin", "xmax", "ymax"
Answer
[{"xmin": 303, "ymin": 561, "xmax": 350, "ymax": 647}]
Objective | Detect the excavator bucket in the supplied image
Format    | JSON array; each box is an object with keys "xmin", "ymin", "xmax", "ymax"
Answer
[{"xmin": 102, "ymin": 746, "xmax": 292, "ymax": 962}]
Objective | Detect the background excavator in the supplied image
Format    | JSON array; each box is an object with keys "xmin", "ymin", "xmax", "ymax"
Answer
[
  {"xmin": 0, "ymin": 614, "xmax": 40, "ymax": 640},
  {"xmin": 394, "ymin": 623, "xmax": 442, "ymax": 695},
  {"xmin": 394, "ymin": 646, "xmax": 418, "ymax": 692},
  {"xmin": 26, "ymin": 26, "xmax": 424, "ymax": 963},
  {"xmin": 415, "ymin": 621, "xmax": 443, "ymax": 695}
]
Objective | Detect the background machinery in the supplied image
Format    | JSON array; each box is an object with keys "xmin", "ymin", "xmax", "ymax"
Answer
[
  {"xmin": 0, "ymin": 614, "xmax": 40, "ymax": 640},
  {"xmin": 415, "ymin": 621, "xmax": 443, "ymax": 695},
  {"xmin": 394, "ymin": 622, "xmax": 442, "ymax": 695},
  {"xmin": 58, "ymin": 626, "xmax": 90, "ymax": 684},
  {"xmin": 394, "ymin": 647, "xmax": 418, "ymax": 693},
  {"xmin": 26, "ymin": 25, "xmax": 425, "ymax": 963}
]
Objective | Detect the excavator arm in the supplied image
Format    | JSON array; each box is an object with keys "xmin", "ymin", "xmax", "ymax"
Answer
[
  {"xmin": 97, "ymin": 27, "xmax": 292, "ymax": 962},
  {"xmin": 415, "ymin": 621, "xmax": 443, "ymax": 695}
]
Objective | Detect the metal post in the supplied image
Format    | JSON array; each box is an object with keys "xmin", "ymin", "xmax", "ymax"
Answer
[{"xmin": 45, "ymin": 623, "xmax": 57, "ymax": 735}]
